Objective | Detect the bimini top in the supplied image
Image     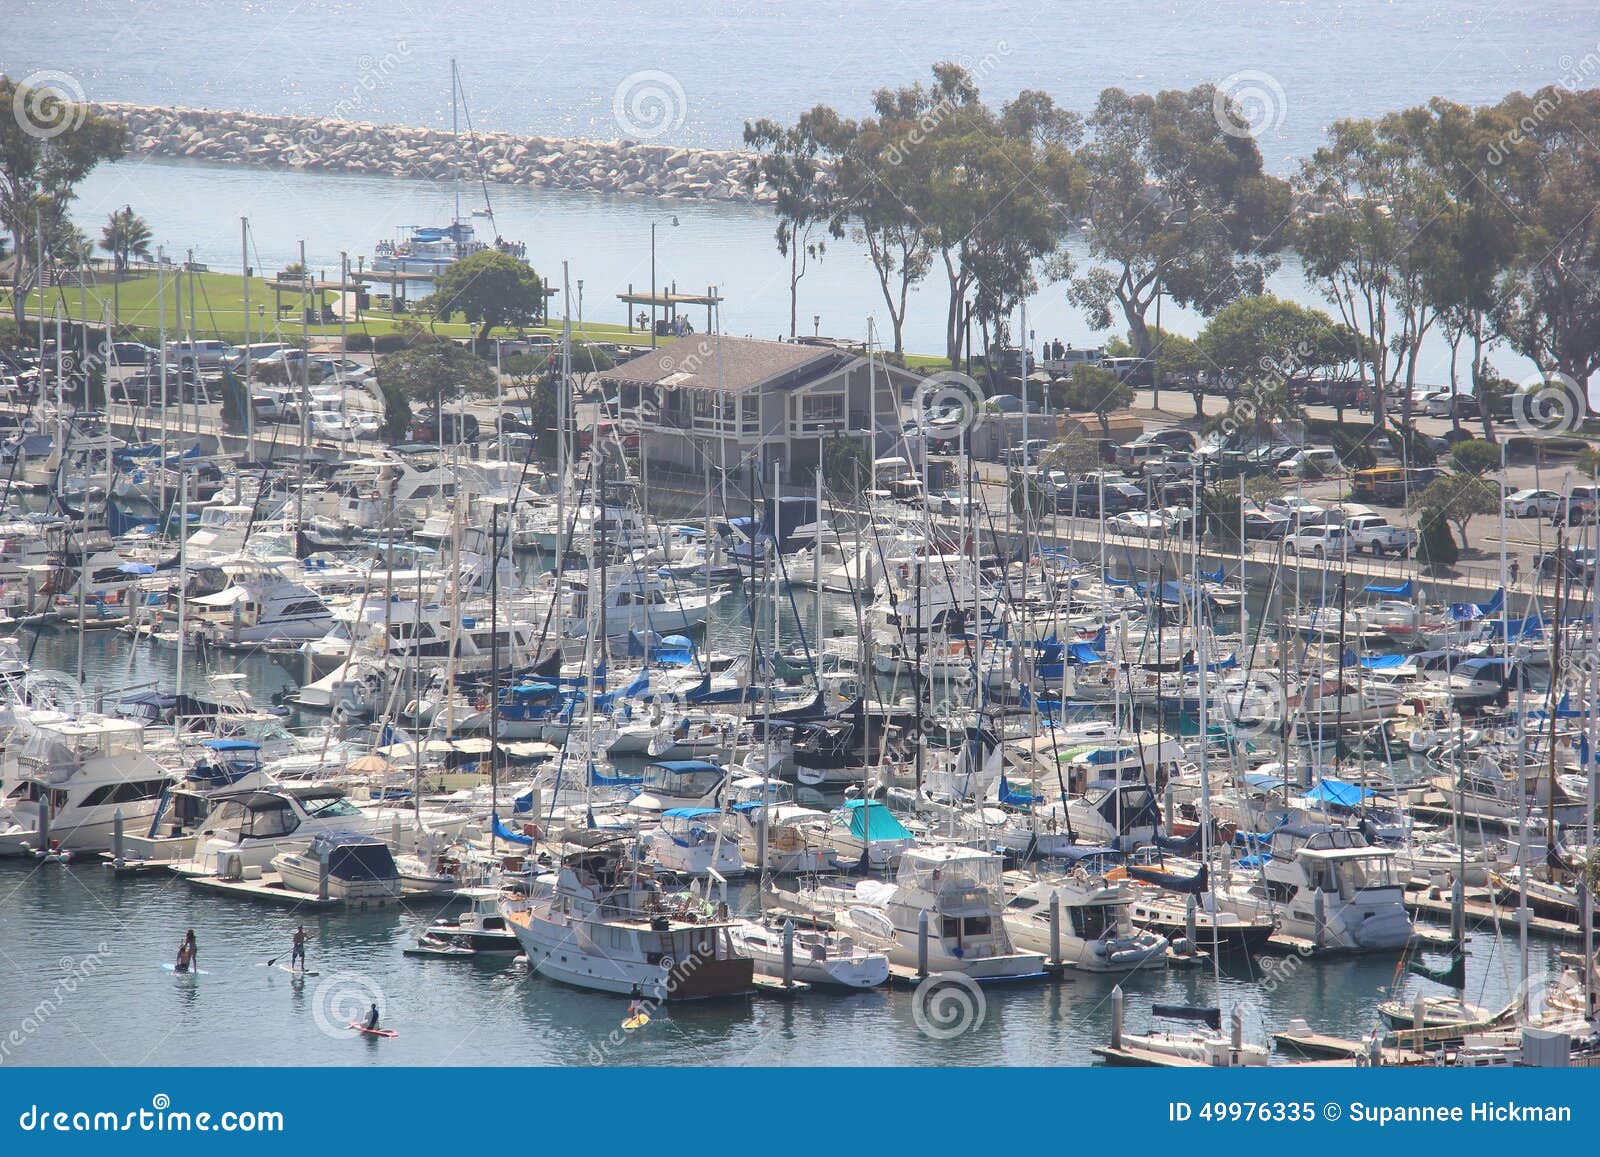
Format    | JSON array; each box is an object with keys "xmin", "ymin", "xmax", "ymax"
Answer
[
  {"xmin": 645, "ymin": 759, "xmax": 723, "ymax": 774},
  {"xmin": 661, "ymin": 807, "xmax": 721, "ymax": 819}
]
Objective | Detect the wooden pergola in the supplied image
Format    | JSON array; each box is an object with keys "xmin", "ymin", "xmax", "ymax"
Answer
[{"xmin": 618, "ymin": 284, "xmax": 724, "ymax": 335}]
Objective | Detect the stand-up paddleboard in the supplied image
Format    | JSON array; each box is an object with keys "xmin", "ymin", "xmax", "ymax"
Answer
[
  {"xmin": 275, "ymin": 964, "xmax": 319, "ymax": 976},
  {"xmin": 348, "ymin": 1022, "xmax": 398, "ymax": 1038},
  {"xmin": 622, "ymin": 1013, "xmax": 651, "ymax": 1030},
  {"xmin": 161, "ymin": 963, "xmax": 209, "ymax": 977}
]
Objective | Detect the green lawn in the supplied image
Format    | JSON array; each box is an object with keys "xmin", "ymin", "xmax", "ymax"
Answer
[{"xmin": 8, "ymin": 270, "xmax": 650, "ymax": 347}]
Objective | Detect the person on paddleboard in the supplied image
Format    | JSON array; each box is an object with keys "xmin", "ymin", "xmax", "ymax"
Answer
[
  {"xmin": 291, "ymin": 926, "xmax": 307, "ymax": 972},
  {"xmin": 365, "ymin": 1003, "xmax": 380, "ymax": 1032},
  {"xmin": 175, "ymin": 929, "xmax": 197, "ymax": 973},
  {"xmin": 627, "ymin": 985, "xmax": 645, "ymax": 1019}
]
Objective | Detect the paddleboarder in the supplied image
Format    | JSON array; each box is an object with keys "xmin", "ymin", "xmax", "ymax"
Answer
[
  {"xmin": 174, "ymin": 929, "xmax": 197, "ymax": 974},
  {"xmin": 290, "ymin": 926, "xmax": 308, "ymax": 973},
  {"xmin": 365, "ymin": 1002, "xmax": 381, "ymax": 1032}
]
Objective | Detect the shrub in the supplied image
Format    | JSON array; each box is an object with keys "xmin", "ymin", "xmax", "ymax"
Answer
[
  {"xmin": 372, "ymin": 332, "xmax": 413, "ymax": 354},
  {"xmin": 344, "ymin": 333, "xmax": 373, "ymax": 352},
  {"xmin": 1416, "ymin": 510, "xmax": 1459, "ymax": 568}
]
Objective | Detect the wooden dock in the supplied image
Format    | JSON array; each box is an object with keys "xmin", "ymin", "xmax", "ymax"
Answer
[
  {"xmin": 1404, "ymin": 884, "xmax": 1580, "ymax": 941},
  {"xmin": 1272, "ymin": 1028, "xmax": 1426, "ymax": 1065},
  {"xmin": 185, "ymin": 872, "xmax": 380, "ymax": 909},
  {"xmin": 1091, "ymin": 1044, "xmax": 1206, "ymax": 1067}
]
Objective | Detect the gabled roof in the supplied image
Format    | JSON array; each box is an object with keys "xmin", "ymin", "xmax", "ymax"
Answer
[{"xmin": 602, "ymin": 335, "xmax": 848, "ymax": 394}]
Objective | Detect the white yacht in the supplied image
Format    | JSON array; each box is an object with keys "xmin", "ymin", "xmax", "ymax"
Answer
[
  {"xmin": 272, "ymin": 831, "xmax": 403, "ymax": 901},
  {"xmin": 727, "ymin": 920, "xmax": 889, "ymax": 988},
  {"xmin": 188, "ymin": 558, "xmax": 333, "ymax": 647},
  {"xmin": 176, "ymin": 785, "xmax": 472, "ymax": 875},
  {"xmin": 1213, "ymin": 824, "xmax": 1413, "ymax": 951},
  {"xmin": 0, "ymin": 714, "xmax": 171, "ymax": 855},
  {"xmin": 785, "ymin": 845, "xmax": 1048, "ymax": 980},
  {"xmin": 1003, "ymin": 870, "xmax": 1169, "ymax": 973},
  {"xmin": 640, "ymin": 807, "xmax": 746, "ymax": 877},
  {"xmin": 502, "ymin": 840, "xmax": 755, "ymax": 999}
]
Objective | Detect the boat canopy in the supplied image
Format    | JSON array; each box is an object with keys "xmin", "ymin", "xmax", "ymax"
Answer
[
  {"xmin": 201, "ymin": 739, "xmax": 261, "ymax": 752},
  {"xmin": 1068, "ymin": 642, "xmax": 1106, "ymax": 664},
  {"xmin": 661, "ymin": 807, "xmax": 721, "ymax": 819},
  {"xmin": 1358, "ymin": 653, "xmax": 1407, "ymax": 669},
  {"xmin": 840, "ymin": 799, "xmax": 912, "ymax": 842},
  {"xmin": 308, "ymin": 831, "xmax": 397, "ymax": 881}
]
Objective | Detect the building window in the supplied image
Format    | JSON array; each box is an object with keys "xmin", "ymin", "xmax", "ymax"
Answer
[{"xmin": 801, "ymin": 395, "xmax": 843, "ymax": 422}]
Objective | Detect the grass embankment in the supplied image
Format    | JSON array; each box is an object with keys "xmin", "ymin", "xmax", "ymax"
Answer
[{"xmin": 7, "ymin": 271, "xmax": 645, "ymax": 347}]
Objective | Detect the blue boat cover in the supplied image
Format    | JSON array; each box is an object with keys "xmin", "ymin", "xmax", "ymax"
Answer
[
  {"xmin": 1362, "ymin": 579, "xmax": 1413, "ymax": 596},
  {"xmin": 661, "ymin": 807, "xmax": 720, "ymax": 818},
  {"xmin": 1302, "ymin": 779, "xmax": 1373, "ymax": 807},
  {"xmin": 841, "ymin": 799, "xmax": 911, "ymax": 841},
  {"xmin": 1068, "ymin": 642, "xmax": 1107, "ymax": 664},
  {"xmin": 491, "ymin": 813, "xmax": 533, "ymax": 846},
  {"xmin": 1358, "ymin": 653, "xmax": 1407, "ymax": 669}
]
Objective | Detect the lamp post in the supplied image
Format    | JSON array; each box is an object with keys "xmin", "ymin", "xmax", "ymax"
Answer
[
  {"xmin": 577, "ymin": 279, "xmax": 584, "ymax": 334},
  {"xmin": 650, "ymin": 216, "xmax": 679, "ymax": 348}
]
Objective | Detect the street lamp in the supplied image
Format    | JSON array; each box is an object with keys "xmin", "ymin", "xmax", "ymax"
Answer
[
  {"xmin": 577, "ymin": 279, "xmax": 584, "ymax": 334},
  {"xmin": 650, "ymin": 216, "xmax": 679, "ymax": 348}
]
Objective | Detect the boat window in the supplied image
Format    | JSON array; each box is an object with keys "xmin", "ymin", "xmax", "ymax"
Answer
[
  {"xmin": 962, "ymin": 916, "xmax": 991, "ymax": 936},
  {"xmin": 304, "ymin": 796, "xmax": 361, "ymax": 819},
  {"xmin": 1006, "ymin": 896, "xmax": 1040, "ymax": 911},
  {"xmin": 244, "ymin": 804, "xmax": 300, "ymax": 838}
]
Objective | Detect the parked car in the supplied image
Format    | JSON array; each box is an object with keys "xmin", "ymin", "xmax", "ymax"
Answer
[
  {"xmin": 1286, "ymin": 524, "xmax": 1349, "ymax": 558},
  {"xmin": 1114, "ymin": 442, "xmax": 1169, "ymax": 474},
  {"xmin": 1503, "ymin": 489, "xmax": 1562, "ymax": 518},
  {"xmin": 1427, "ymin": 391, "xmax": 1479, "ymax": 419},
  {"xmin": 1345, "ymin": 514, "xmax": 1418, "ymax": 557},
  {"xmin": 1275, "ymin": 447, "xmax": 1340, "ymax": 479},
  {"xmin": 1241, "ymin": 508, "xmax": 1291, "ymax": 539},
  {"xmin": 164, "ymin": 339, "xmax": 234, "ymax": 371},
  {"xmin": 1004, "ymin": 439, "xmax": 1051, "ymax": 468},
  {"xmin": 1536, "ymin": 547, "xmax": 1598, "ymax": 579},
  {"xmin": 1265, "ymin": 498, "xmax": 1327, "ymax": 529},
  {"xmin": 1107, "ymin": 511, "xmax": 1170, "ymax": 538},
  {"xmin": 1100, "ymin": 482, "xmax": 1147, "ymax": 515},
  {"xmin": 222, "ymin": 342, "xmax": 296, "ymax": 371},
  {"xmin": 1130, "ymin": 429, "xmax": 1199, "ymax": 454},
  {"xmin": 107, "ymin": 342, "xmax": 158, "ymax": 367}
]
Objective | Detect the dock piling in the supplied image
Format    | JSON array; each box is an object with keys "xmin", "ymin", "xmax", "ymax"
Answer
[
  {"xmin": 782, "ymin": 919, "xmax": 794, "ymax": 989},
  {"xmin": 1110, "ymin": 985, "xmax": 1124, "ymax": 1049},
  {"xmin": 112, "ymin": 809, "xmax": 124, "ymax": 867},
  {"xmin": 917, "ymin": 910, "xmax": 929, "ymax": 979},
  {"xmin": 1049, "ymin": 892, "xmax": 1061, "ymax": 966}
]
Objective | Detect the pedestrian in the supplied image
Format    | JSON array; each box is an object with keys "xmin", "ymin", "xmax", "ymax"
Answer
[{"xmin": 1509, "ymin": 558, "xmax": 1520, "ymax": 586}]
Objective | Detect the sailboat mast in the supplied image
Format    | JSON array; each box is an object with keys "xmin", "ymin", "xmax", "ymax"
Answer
[{"xmin": 451, "ymin": 59, "xmax": 461, "ymax": 225}]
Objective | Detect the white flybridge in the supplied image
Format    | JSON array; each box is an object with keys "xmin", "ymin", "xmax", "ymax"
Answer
[{"xmin": 0, "ymin": 713, "xmax": 171, "ymax": 856}]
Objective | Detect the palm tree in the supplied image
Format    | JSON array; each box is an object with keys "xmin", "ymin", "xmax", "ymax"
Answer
[
  {"xmin": 99, "ymin": 206, "xmax": 152, "ymax": 274},
  {"xmin": 100, "ymin": 206, "xmax": 152, "ymax": 330}
]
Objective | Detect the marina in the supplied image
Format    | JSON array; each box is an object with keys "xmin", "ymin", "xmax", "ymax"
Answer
[{"xmin": 3, "ymin": 4, "xmax": 1600, "ymax": 1080}]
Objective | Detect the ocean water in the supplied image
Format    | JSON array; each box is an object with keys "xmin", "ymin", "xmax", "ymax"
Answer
[{"xmin": 6, "ymin": 0, "xmax": 1590, "ymax": 370}]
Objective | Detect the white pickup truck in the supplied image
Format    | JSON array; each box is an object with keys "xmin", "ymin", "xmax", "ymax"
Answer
[{"xmin": 1345, "ymin": 514, "xmax": 1418, "ymax": 557}]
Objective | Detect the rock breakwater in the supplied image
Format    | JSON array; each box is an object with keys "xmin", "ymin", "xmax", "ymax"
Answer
[{"xmin": 89, "ymin": 102, "xmax": 772, "ymax": 204}]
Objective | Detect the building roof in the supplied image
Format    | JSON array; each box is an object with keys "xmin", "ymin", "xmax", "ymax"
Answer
[{"xmin": 603, "ymin": 335, "xmax": 846, "ymax": 394}]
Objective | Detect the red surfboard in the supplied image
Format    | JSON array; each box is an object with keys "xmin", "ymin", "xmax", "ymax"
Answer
[{"xmin": 348, "ymin": 1022, "xmax": 399, "ymax": 1038}]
